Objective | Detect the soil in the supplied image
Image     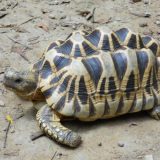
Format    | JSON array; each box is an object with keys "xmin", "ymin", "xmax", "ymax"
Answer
[{"xmin": 0, "ymin": 0, "xmax": 160, "ymax": 160}]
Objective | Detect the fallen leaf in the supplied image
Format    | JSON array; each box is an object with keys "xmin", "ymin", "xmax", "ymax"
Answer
[
  {"xmin": 6, "ymin": 115, "xmax": 13, "ymax": 124},
  {"xmin": 36, "ymin": 23, "xmax": 49, "ymax": 32}
]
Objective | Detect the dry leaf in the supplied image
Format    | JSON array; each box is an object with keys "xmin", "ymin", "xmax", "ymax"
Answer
[{"xmin": 36, "ymin": 23, "xmax": 49, "ymax": 32}]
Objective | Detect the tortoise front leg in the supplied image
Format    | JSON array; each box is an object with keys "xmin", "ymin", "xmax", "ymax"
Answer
[
  {"xmin": 36, "ymin": 104, "xmax": 81, "ymax": 147},
  {"xmin": 148, "ymin": 106, "xmax": 160, "ymax": 120}
]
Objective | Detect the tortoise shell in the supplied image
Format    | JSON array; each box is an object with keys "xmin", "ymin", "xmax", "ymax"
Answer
[{"xmin": 33, "ymin": 26, "xmax": 160, "ymax": 121}]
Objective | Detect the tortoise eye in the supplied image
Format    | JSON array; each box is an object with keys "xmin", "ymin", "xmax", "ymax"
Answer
[{"xmin": 15, "ymin": 78, "xmax": 23, "ymax": 83}]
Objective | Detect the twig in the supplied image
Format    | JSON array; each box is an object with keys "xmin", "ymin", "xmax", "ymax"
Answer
[
  {"xmin": 3, "ymin": 122, "xmax": 11, "ymax": 148},
  {"xmin": 91, "ymin": 7, "xmax": 96, "ymax": 23},
  {"xmin": 0, "ymin": 24, "xmax": 17, "ymax": 28},
  {"xmin": 0, "ymin": 12, "xmax": 8, "ymax": 19},
  {"xmin": 94, "ymin": 17, "xmax": 112, "ymax": 24},
  {"xmin": 7, "ymin": 35, "xmax": 31, "ymax": 62},
  {"xmin": 18, "ymin": 17, "xmax": 38, "ymax": 27},
  {"xmin": 18, "ymin": 51, "xmax": 30, "ymax": 62},
  {"xmin": 0, "ymin": 17, "xmax": 38, "ymax": 29},
  {"xmin": 86, "ymin": 7, "xmax": 96, "ymax": 21},
  {"xmin": 0, "ymin": 71, "xmax": 4, "ymax": 75},
  {"xmin": 7, "ymin": 35, "xmax": 32, "ymax": 49},
  {"xmin": 51, "ymin": 151, "xmax": 57, "ymax": 160},
  {"xmin": 12, "ymin": 2, "xmax": 18, "ymax": 9},
  {"xmin": 129, "ymin": 11, "xmax": 151, "ymax": 17},
  {"xmin": 30, "ymin": 131, "xmax": 45, "ymax": 141}
]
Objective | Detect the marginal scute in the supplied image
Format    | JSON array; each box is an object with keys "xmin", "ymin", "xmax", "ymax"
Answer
[
  {"xmin": 101, "ymin": 35, "xmax": 110, "ymax": 51},
  {"xmin": 138, "ymin": 35, "xmax": 145, "ymax": 49},
  {"xmin": 115, "ymin": 28, "xmax": 129, "ymax": 42},
  {"xmin": 148, "ymin": 42, "xmax": 158, "ymax": 56},
  {"xmin": 127, "ymin": 34, "xmax": 137, "ymax": 49},
  {"xmin": 103, "ymin": 98, "xmax": 110, "ymax": 115},
  {"xmin": 142, "ymin": 36, "xmax": 152, "ymax": 45},
  {"xmin": 142, "ymin": 36, "xmax": 160, "ymax": 56},
  {"xmin": 116, "ymin": 96, "xmax": 124, "ymax": 114},
  {"xmin": 89, "ymin": 97, "xmax": 95, "ymax": 116},
  {"xmin": 111, "ymin": 33, "xmax": 121, "ymax": 50}
]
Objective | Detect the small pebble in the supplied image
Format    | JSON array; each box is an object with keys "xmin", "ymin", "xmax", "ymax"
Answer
[
  {"xmin": 155, "ymin": 20, "xmax": 160, "ymax": 26},
  {"xmin": 10, "ymin": 129, "xmax": 15, "ymax": 133},
  {"xmin": 41, "ymin": 8, "xmax": 49, "ymax": 14},
  {"xmin": 129, "ymin": 122, "xmax": 138, "ymax": 126},
  {"xmin": 144, "ymin": 12, "xmax": 151, "ymax": 18},
  {"xmin": 144, "ymin": 155, "xmax": 154, "ymax": 160},
  {"xmin": 0, "ymin": 100, "xmax": 5, "ymax": 107},
  {"xmin": 132, "ymin": 0, "xmax": 141, "ymax": 3},
  {"xmin": 117, "ymin": 141, "xmax": 124, "ymax": 147},
  {"xmin": 49, "ymin": 13, "xmax": 56, "ymax": 19},
  {"xmin": 57, "ymin": 153, "xmax": 63, "ymax": 159},
  {"xmin": 0, "ymin": 7, "xmax": 6, "ymax": 11},
  {"xmin": 139, "ymin": 22, "xmax": 148, "ymax": 27},
  {"xmin": 98, "ymin": 142, "xmax": 102, "ymax": 146},
  {"xmin": 143, "ymin": 0, "xmax": 150, "ymax": 4}
]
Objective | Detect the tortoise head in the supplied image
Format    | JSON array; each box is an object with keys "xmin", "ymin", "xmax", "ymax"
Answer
[{"xmin": 3, "ymin": 68, "xmax": 44, "ymax": 100}]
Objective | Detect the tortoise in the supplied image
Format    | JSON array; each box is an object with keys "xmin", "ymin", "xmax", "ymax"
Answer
[{"xmin": 3, "ymin": 26, "xmax": 160, "ymax": 148}]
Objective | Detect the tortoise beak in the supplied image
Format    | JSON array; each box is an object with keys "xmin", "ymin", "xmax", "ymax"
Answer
[{"xmin": 3, "ymin": 68, "xmax": 19, "ymax": 89}]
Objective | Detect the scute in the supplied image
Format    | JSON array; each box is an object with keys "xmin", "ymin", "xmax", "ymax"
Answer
[{"xmin": 37, "ymin": 27, "xmax": 160, "ymax": 121}]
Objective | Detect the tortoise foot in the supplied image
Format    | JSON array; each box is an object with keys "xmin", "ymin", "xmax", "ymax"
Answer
[
  {"xmin": 148, "ymin": 106, "xmax": 160, "ymax": 120},
  {"xmin": 36, "ymin": 104, "xmax": 81, "ymax": 147}
]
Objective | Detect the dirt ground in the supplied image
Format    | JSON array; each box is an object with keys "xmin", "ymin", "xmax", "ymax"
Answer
[{"xmin": 0, "ymin": 0, "xmax": 160, "ymax": 159}]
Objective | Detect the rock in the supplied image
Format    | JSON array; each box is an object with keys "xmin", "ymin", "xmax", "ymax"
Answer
[
  {"xmin": 0, "ymin": 11, "xmax": 8, "ymax": 18},
  {"xmin": 3, "ymin": 149, "xmax": 19, "ymax": 156},
  {"xmin": 0, "ymin": 7, "xmax": 6, "ymax": 11},
  {"xmin": 117, "ymin": 141, "xmax": 124, "ymax": 147},
  {"xmin": 0, "ymin": 100, "xmax": 5, "ymax": 107},
  {"xmin": 129, "ymin": 122, "xmax": 138, "ymax": 126},
  {"xmin": 41, "ymin": 8, "xmax": 50, "ymax": 14},
  {"xmin": 139, "ymin": 22, "xmax": 148, "ymax": 27},
  {"xmin": 155, "ymin": 20, "xmax": 160, "ymax": 26},
  {"xmin": 131, "ymin": 0, "xmax": 141, "ymax": 3},
  {"xmin": 143, "ymin": 0, "xmax": 150, "ymax": 4},
  {"xmin": 98, "ymin": 142, "xmax": 102, "ymax": 146},
  {"xmin": 144, "ymin": 155, "xmax": 154, "ymax": 160},
  {"xmin": 47, "ymin": 0, "xmax": 59, "ymax": 5},
  {"xmin": 48, "ymin": 13, "xmax": 56, "ymax": 19},
  {"xmin": 144, "ymin": 13, "xmax": 151, "ymax": 18}
]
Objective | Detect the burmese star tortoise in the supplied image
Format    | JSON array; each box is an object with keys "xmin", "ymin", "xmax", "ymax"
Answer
[{"xmin": 4, "ymin": 26, "xmax": 160, "ymax": 147}]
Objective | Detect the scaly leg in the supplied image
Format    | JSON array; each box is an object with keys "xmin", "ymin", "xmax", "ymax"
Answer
[
  {"xmin": 148, "ymin": 106, "xmax": 160, "ymax": 120},
  {"xmin": 36, "ymin": 104, "xmax": 81, "ymax": 147}
]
